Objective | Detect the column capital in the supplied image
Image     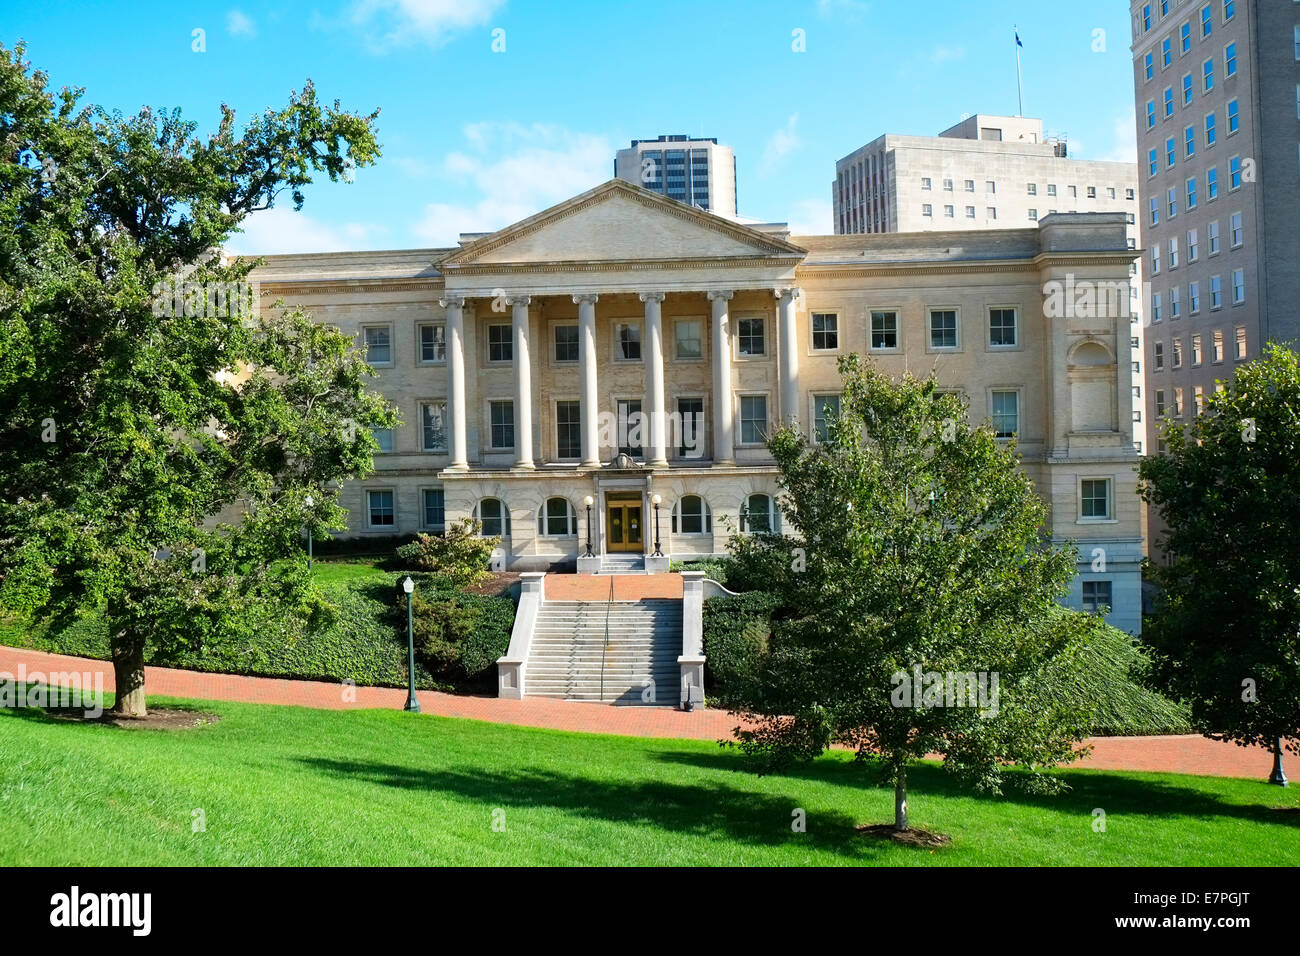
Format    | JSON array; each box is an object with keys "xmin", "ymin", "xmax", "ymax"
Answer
[
  {"xmin": 706, "ymin": 290, "xmax": 734, "ymax": 302},
  {"xmin": 774, "ymin": 286, "xmax": 803, "ymax": 303},
  {"xmin": 505, "ymin": 294, "xmax": 532, "ymax": 307},
  {"xmin": 638, "ymin": 292, "xmax": 666, "ymax": 304},
  {"xmin": 439, "ymin": 294, "xmax": 466, "ymax": 309},
  {"xmin": 572, "ymin": 293, "xmax": 600, "ymax": 306}
]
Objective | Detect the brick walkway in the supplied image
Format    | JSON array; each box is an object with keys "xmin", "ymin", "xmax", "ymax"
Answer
[
  {"xmin": 2, "ymin": 645, "xmax": 1296, "ymax": 780},
  {"xmin": 542, "ymin": 572, "xmax": 683, "ymax": 601}
]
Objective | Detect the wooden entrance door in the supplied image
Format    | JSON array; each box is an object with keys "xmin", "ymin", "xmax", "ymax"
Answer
[{"xmin": 606, "ymin": 501, "xmax": 644, "ymax": 552}]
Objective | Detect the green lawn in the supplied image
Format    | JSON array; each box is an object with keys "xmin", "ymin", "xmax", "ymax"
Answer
[{"xmin": 1, "ymin": 697, "xmax": 1295, "ymax": 866}]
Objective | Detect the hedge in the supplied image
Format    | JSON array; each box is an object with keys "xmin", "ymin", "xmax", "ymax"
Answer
[{"xmin": 701, "ymin": 591, "xmax": 781, "ymax": 708}]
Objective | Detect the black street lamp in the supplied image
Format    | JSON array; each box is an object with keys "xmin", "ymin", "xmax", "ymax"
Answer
[
  {"xmin": 1269, "ymin": 736, "xmax": 1289, "ymax": 786},
  {"xmin": 651, "ymin": 493, "xmax": 663, "ymax": 557},
  {"xmin": 304, "ymin": 494, "xmax": 314, "ymax": 571},
  {"xmin": 401, "ymin": 576, "xmax": 420, "ymax": 713},
  {"xmin": 583, "ymin": 495, "xmax": 595, "ymax": 557}
]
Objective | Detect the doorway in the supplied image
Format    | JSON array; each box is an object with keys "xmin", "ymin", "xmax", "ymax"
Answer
[{"xmin": 605, "ymin": 500, "xmax": 644, "ymax": 552}]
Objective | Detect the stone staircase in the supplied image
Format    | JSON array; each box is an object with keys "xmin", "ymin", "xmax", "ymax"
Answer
[
  {"xmin": 598, "ymin": 554, "xmax": 645, "ymax": 574},
  {"xmin": 525, "ymin": 598, "xmax": 681, "ymax": 704}
]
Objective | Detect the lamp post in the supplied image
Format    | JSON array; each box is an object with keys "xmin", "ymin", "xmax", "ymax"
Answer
[
  {"xmin": 1269, "ymin": 736, "xmax": 1289, "ymax": 786},
  {"xmin": 304, "ymin": 494, "xmax": 314, "ymax": 571},
  {"xmin": 583, "ymin": 495, "xmax": 595, "ymax": 557},
  {"xmin": 651, "ymin": 493, "xmax": 663, "ymax": 557},
  {"xmin": 401, "ymin": 576, "xmax": 420, "ymax": 713}
]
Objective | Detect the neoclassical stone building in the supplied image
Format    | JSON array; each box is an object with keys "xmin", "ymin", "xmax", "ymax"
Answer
[{"xmin": 249, "ymin": 179, "xmax": 1143, "ymax": 632}]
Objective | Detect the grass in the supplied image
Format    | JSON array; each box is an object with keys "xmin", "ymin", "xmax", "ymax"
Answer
[{"xmin": 1, "ymin": 696, "xmax": 1295, "ymax": 866}]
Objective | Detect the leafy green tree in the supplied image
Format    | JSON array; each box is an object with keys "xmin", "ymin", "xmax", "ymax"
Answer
[
  {"xmin": 729, "ymin": 354, "xmax": 1118, "ymax": 833},
  {"xmin": 1140, "ymin": 344, "xmax": 1300, "ymax": 782},
  {"xmin": 0, "ymin": 43, "xmax": 394, "ymax": 716}
]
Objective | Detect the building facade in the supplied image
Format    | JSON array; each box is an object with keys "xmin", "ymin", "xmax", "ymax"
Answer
[
  {"xmin": 1129, "ymin": 0, "xmax": 1300, "ymax": 554},
  {"xmin": 249, "ymin": 179, "xmax": 1143, "ymax": 632},
  {"xmin": 831, "ymin": 114, "xmax": 1148, "ymax": 457},
  {"xmin": 614, "ymin": 134, "xmax": 737, "ymax": 217}
]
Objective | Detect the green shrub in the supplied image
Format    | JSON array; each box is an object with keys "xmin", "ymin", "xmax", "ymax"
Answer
[
  {"xmin": 398, "ymin": 574, "xmax": 514, "ymax": 689},
  {"xmin": 394, "ymin": 519, "xmax": 498, "ymax": 588},
  {"xmin": 669, "ymin": 557, "xmax": 735, "ymax": 587},
  {"xmin": 701, "ymin": 591, "xmax": 781, "ymax": 706}
]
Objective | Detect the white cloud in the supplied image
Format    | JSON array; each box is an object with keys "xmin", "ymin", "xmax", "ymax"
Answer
[
  {"xmin": 223, "ymin": 207, "xmax": 387, "ymax": 256},
  {"xmin": 411, "ymin": 122, "xmax": 612, "ymax": 246},
  {"xmin": 227, "ymin": 9, "xmax": 256, "ymax": 37},
  {"xmin": 760, "ymin": 113, "xmax": 800, "ymax": 173},
  {"xmin": 1101, "ymin": 108, "xmax": 1138, "ymax": 164},
  {"xmin": 786, "ymin": 198, "xmax": 833, "ymax": 237},
  {"xmin": 349, "ymin": 0, "xmax": 505, "ymax": 50},
  {"xmin": 929, "ymin": 45, "xmax": 965, "ymax": 64}
]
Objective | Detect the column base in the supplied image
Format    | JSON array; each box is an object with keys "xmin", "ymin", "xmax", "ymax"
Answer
[
  {"xmin": 512, "ymin": 461, "xmax": 536, "ymax": 471},
  {"xmin": 649, "ymin": 458, "xmax": 669, "ymax": 469}
]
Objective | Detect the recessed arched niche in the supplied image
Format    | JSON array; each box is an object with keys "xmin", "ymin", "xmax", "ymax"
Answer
[{"xmin": 1068, "ymin": 339, "xmax": 1116, "ymax": 432}]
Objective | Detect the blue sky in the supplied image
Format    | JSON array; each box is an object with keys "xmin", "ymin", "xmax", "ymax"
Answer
[{"xmin": 10, "ymin": 1, "xmax": 1140, "ymax": 253}]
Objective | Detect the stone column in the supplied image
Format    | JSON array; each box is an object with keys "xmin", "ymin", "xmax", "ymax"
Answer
[
  {"xmin": 574, "ymin": 293, "xmax": 600, "ymax": 466},
  {"xmin": 708, "ymin": 290, "xmax": 734, "ymax": 465},
  {"xmin": 777, "ymin": 287, "xmax": 802, "ymax": 426},
  {"xmin": 507, "ymin": 295, "xmax": 534, "ymax": 469},
  {"xmin": 439, "ymin": 294, "xmax": 468, "ymax": 469},
  {"xmin": 640, "ymin": 292, "xmax": 668, "ymax": 467}
]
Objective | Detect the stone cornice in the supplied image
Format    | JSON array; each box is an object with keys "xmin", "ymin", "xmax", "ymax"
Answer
[
  {"xmin": 795, "ymin": 260, "xmax": 1039, "ymax": 279},
  {"xmin": 258, "ymin": 277, "xmax": 445, "ymax": 297},
  {"xmin": 447, "ymin": 254, "xmax": 802, "ymax": 276}
]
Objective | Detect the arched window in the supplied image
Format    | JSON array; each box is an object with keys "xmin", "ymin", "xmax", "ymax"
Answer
[
  {"xmin": 474, "ymin": 498, "xmax": 511, "ymax": 537},
  {"xmin": 671, "ymin": 495, "xmax": 712, "ymax": 535},
  {"xmin": 537, "ymin": 497, "xmax": 577, "ymax": 537},
  {"xmin": 739, "ymin": 493, "xmax": 779, "ymax": 534}
]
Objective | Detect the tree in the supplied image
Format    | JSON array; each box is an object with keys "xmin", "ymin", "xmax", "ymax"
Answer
[
  {"xmin": 1139, "ymin": 344, "xmax": 1300, "ymax": 783},
  {"xmin": 728, "ymin": 354, "xmax": 1114, "ymax": 833},
  {"xmin": 0, "ymin": 42, "xmax": 395, "ymax": 716}
]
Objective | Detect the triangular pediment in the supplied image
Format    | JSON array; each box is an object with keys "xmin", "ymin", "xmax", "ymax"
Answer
[{"xmin": 438, "ymin": 180, "xmax": 804, "ymax": 270}]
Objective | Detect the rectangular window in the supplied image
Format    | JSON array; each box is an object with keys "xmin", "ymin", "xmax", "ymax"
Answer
[
  {"xmin": 422, "ymin": 488, "xmax": 445, "ymax": 531},
  {"xmin": 1210, "ymin": 275, "xmax": 1223, "ymax": 309},
  {"xmin": 1203, "ymin": 57, "xmax": 1214, "ymax": 92},
  {"xmin": 555, "ymin": 400, "xmax": 581, "ymax": 459},
  {"xmin": 616, "ymin": 322, "xmax": 642, "ymax": 361},
  {"xmin": 362, "ymin": 325, "xmax": 392, "ymax": 365},
  {"xmin": 1153, "ymin": 243, "xmax": 1161, "ymax": 275},
  {"xmin": 1170, "ymin": 236, "xmax": 1180, "ymax": 268},
  {"xmin": 1207, "ymin": 166, "xmax": 1219, "ymax": 200},
  {"xmin": 991, "ymin": 390, "xmax": 1019, "ymax": 438},
  {"xmin": 1201, "ymin": 4, "xmax": 1212, "ymax": 37},
  {"xmin": 1227, "ymin": 99, "xmax": 1239, "ymax": 135},
  {"xmin": 419, "ymin": 323, "xmax": 446, "ymax": 363},
  {"xmin": 871, "ymin": 310, "xmax": 899, "ymax": 350},
  {"xmin": 921, "ymin": 176, "xmax": 932, "ymax": 190},
  {"xmin": 737, "ymin": 317, "xmax": 765, "ymax": 356},
  {"xmin": 1229, "ymin": 155, "xmax": 1242, "ymax": 190},
  {"xmin": 1143, "ymin": 4, "xmax": 1152, "ymax": 30},
  {"xmin": 1173, "ymin": 337, "xmax": 1183, "ymax": 368},
  {"xmin": 1192, "ymin": 333, "xmax": 1202, "ymax": 365},
  {"xmin": 1223, "ymin": 0, "xmax": 1234, "ymax": 22},
  {"xmin": 1167, "ymin": 186, "xmax": 1177, "ymax": 218},
  {"xmin": 1194, "ymin": 385, "xmax": 1204, "ymax": 414},
  {"xmin": 989, "ymin": 308, "xmax": 1017, "ymax": 347},
  {"xmin": 965, "ymin": 179, "xmax": 975, "ymax": 192},
  {"xmin": 1081, "ymin": 479, "xmax": 1112, "ymax": 520},
  {"xmin": 811, "ymin": 312, "xmax": 839, "ymax": 351},
  {"xmin": 1164, "ymin": 87, "xmax": 1174, "ymax": 117},
  {"xmin": 372, "ymin": 427, "xmax": 393, "ymax": 453},
  {"xmin": 677, "ymin": 397, "xmax": 704, "ymax": 458},
  {"xmin": 1187, "ymin": 176, "xmax": 1198, "ymax": 210},
  {"xmin": 1232, "ymin": 268, "xmax": 1245, "ymax": 304},
  {"xmin": 1155, "ymin": 388, "xmax": 1166, "ymax": 416},
  {"xmin": 1082, "ymin": 580, "xmax": 1113, "ymax": 613},
  {"xmin": 674, "ymin": 319, "xmax": 703, "ymax": 360},
  {"xmin": 965, "ymin": 205, "xmax": 976, "ymax": 218},
  {"xmin": 1162, "ymin": 37, "xmax": 1172, "ymax": 67},
  {"xmin": 1230, "ymin": 211, "xmax": 1243, "ymax": 246},
  {"xmin": 616, "ymin": 399, "xmax": 643, "ymax": 456},
  {"xmin": 421, "ymin": 402, "xmax": 447, "ymax": 452},
  {"xmin": 1188, "ymin": 227, "xmax": 1199, "ymax": 261},
  {"xmin": 929, "ymin": 309, "xmax": 958, "ymax": 349},
  {"xmin": 986, "ymin": 180, "xmax": 996, "ymax": 194},
  {"xmin": 812, "ymin": 394, "xmax": 842, "ymax": 443},
  {"xmin": 1153, "ymin": 292, "xmax": 1163, "ymax": 322},
  {"xmin": 1209, "ymin": 220, "xmax": 1220, "ymax": 253},
  {"xmin": 1027, "ymin": 183, "xmax": 1037, "ymax": 195},
  {"xmin": 487, "ymin": 324, "xmax": 512, "ymax": 363},
  {"xmin": 1171, "ymin": 285, "xmax": 1181, "ymax": 317},
  {"xmin": 489, "ymin": 400, "xmax": 514, "ymax": 450},
  {"xmin": 1205, "ymin": 111, "xmax": 1217, "ymax": 146},
  {"xmin": 1182, "ymin": 73, "xmax": 1193, "ymax": 105},
  {"xmin": 1146, "ymin": 100, "xmax": 1156, "ymax": 129},
  {"xmin": 739, "ymin": 395, "xmax": 768, "ymax": 445},
  {"xmin": 1181, "ymin": 22, "xmax": 1191, "ymax": 53},
  {"xmin": 1154, "ymin": 341, "xmax": 1165, "ymax": 369},
  {"xmin": 943, "ymin": 205, "xmax": 955, "ymax": 218},
  {"xmin": 1048, "ymin": 184, "xmax": 1058, "ymax": 196},
  {"xmin": 1150, "ymin": 197, "xmax": 1160, "ymax": 225},
  {"xmin": 1166, "ymin": 138, "xmax": 1176, "ymax": 167},
  {"xmin": 1225, "ymin": 42, "xmax": 1236, "ymax": 77},
  {"xmin": 922, "ymin": 203, "xmax": 933, "ymax": 217},
  {"xmin": 1213, "ymin": 329, "xmax": 1224, "ymax": 361},
  {"xmin": 1190, "ymin": 281, "xmax": 1201, "ymax": 313},
  {"xmin": 554, "ymin": 324, "xmax": 579, "ymax": 363},
  {"xmin": 366, "ymin": 490, "xmax": 395, "ymax": 527},
  {"xmin": 1234, "ymin": 325, "xmax": 1247, "ymax": 359}
]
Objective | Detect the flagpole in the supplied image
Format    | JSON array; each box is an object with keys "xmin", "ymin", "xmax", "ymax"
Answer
[{"xmin": 1015, "ymin": 27, "xmax": 1024, "ymax": 117}]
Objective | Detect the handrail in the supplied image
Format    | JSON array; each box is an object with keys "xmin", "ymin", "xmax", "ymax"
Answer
[{"xmin": 599, "ymin": 574, "xmax": 614, "ymax": 702}]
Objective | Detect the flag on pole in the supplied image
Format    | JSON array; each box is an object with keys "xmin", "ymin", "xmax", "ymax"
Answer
[{"xmin": 1015, "ymin": 30, "xmax": 1023, "ymax": 47}]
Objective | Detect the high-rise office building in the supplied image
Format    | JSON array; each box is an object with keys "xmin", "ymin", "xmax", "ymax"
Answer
[
  {"xmin": 831, "ymin": 114, "xmax": 1147, "ymax": 454},
  {"xmin": 615, "ymin": 135, "xmax": 737, "ymax": 217},
  {"xmin": 1129, "ymin": 0, "xmax": 1300, "ymax": 554}
]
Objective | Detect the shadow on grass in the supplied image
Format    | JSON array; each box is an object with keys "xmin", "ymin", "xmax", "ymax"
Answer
[
  {"xmin": 650, "ymin": 749, "xmax": 1300, "ymax": 830},
  {"xmin": 299, "ymin": 756, "xmax": 883, "ymax": 859}
]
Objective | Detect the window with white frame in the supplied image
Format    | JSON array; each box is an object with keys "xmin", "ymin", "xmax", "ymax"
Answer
[
  {"xmin": 1234, "ymin": 325, "xmax": 1246, "ymax": 359},
  {"xmin": 1080, "ymin": 479, "xmax": 1112, "ymax": 520},
  {"xmin": 474, "ymin": 498, "xmax": 510, "ymax": 537},
  {"xmin": 674, "ymin": 319, "xmax": 703, "ymax": 360},
  {"xmin": 489, "ymin": 400, "xmax": 514, "ymax": 450},
  {"xmin": 739, "ymin": 395, "xmax": 768, "ymax": 445},
  {"xmin": 366, "ymin": 489, "xmax": 395, "ymax": 527},
  {"xmin": 418, "ymin": 323, "xmax": 446, "ymax": 363},
  {"xmin": 813, "ymin": 394, "xmax": 841, "ymax": 443},
  {"xmin": 677, "ymin": 397, "xmax": 705, "ymax": 458},
  {"xmin": 737, "ymin": 317, "xmax": 765, "ymax": 356},
  {"xmin": 616, "ymin": 322, "xmax": 642, "ymax": 361},
  {"xmin": 422, "ymin": 488, "xmax": 445, "ymax": 531},
  {"xmin": 811, "ymin": 312, "xmax": 839, "ymax": 351},
  {"xmin": 871, "ymin": 310, "xmax": 899, "ymax": 350},
  {"xmin": 1082, "ymin": 580, "xmax": 1113, "ymax": 612},
  {"xmin": 554, "ymin": 324, "xmax": 579, "ymax": 363},
  {"xmin": 991, "ymin": 390, "xmax": 1019, "ymax": 438},
  {"xmin": 487, "ymin": 324, "xmax": 512, "ymax": 363},
  {"xmin": 1232, "ymin": 269, "xmax": 1245, "ymax": 304},
  {"xmin": 740, "ymin": 493, "xmax": 779, "ymax": 534},
  {"xmin": 989, "ymin": 308, "xmax": 1017, "ymax": 347},
  {"xmin": 556, "ymin": 400, "xmax": 581, "ymax": 459},
  {"xmin": 372, "ymin": 426, "xmax": 394, "ymax": 453},
  {"xmin": 672, "ymin": 495, "xmax": 712, "ymax": 535},
  {"xmin": 362, "ymin": 325, "xmax": 392, "ymax": 365},
  {"xmin": 420, "ymin": 402, "xmax": 447, "ymax": 452},
  {"xmin": 537, "ymin": 497, "xmax": 577, "ymax": 537},
  {"xmin": 929, "ymin": 309, "xmax": 958, "ymax": 349}
]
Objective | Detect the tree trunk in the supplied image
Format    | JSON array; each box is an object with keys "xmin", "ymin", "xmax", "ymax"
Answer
[
  {"xmin": 110, "ymin": 638, "xmax": 147, "ymax": 718},
  {"xmin": 894, "ymin": 765, "xmax": 909, "ymax": 831}
]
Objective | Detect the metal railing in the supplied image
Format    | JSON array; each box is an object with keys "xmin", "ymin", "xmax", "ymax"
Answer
[{"xmin": 599, "ymin": 574, "xmax": 614, "ymax": 702}]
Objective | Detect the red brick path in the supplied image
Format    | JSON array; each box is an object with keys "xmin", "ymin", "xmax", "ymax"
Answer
[
  {"xmin": 542, "ymin": 572, "xmax": 683, "ymax": 601},
  {"xmin": 3, "ymin": 644, "xmax": 1296, "ymax": 780}
]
